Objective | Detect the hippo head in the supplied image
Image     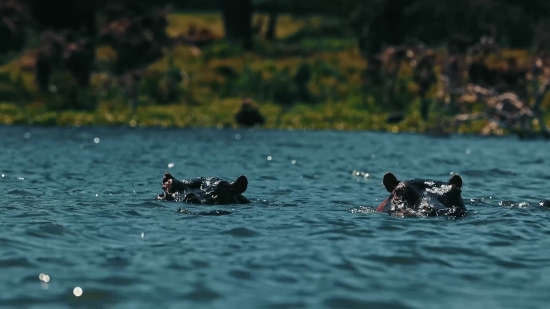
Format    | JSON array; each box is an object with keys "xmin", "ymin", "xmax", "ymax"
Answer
[
  {"xmin": 376, "ymin": 172, "xmax": 466, "ymax": 217},
  {"xmin": 204, "ymin": 176, "xmax": 249, "ymax": 204},
  {"xmin": 158, "ymin": 173, "xmax": 250, "ymax": 205}
]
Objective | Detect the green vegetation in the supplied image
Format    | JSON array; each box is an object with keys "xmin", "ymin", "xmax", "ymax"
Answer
[{"xmin": 0, "ymin": 12, "xmax": 547, "ymax": 134}]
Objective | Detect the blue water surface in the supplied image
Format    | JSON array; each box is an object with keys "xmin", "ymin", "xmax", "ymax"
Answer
[{"xmin": 1, "ymin": 125, "xmax": 550, "ymax": 309}]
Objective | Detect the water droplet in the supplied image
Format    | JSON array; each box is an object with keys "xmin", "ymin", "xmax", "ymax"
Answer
[
  {"xmin": 1, "ymin": 174, "xmax": 4, "ymax": 177},
  {"xmin": 24, "ymin": 133, "xmax": 31, "ymax": 138},
  {"xmin": 168, "ymin": 163, "xmax": 175, "ymax": 168},
  {"xmin": 73, "ymin": 287, "xmax": 83, "ymax": 297},
  {"xmin": 235, "ymin": 134, "xmax": 241, "ymax": 140},
  {"xmin": 39, "ymin": 273, "xmax": 50, "ymax": 282},
  {"xmin": 94, "ymin": 138, "xmax": 100, "ymax": 143},
  {"xmin": 141, "ymin": 232, "xmax": 145, "ymax": 238},
  {"xmin": 267, "ymin": 156, "xmax": 272, "ymax": 161},
  {"xmin": 17, "ymin": 177, "xmax": 24, "ymax": 180},
  {"xmin": 129, "ymin": 120, "xmax": 137, "ymax": 127},
  {"xmin": 291, "ymin": 160, "xmax": 296, "ymax": 164},
  {"xmin": 465, "ymin": 149, "xmax": 471, "ymax": 155}
]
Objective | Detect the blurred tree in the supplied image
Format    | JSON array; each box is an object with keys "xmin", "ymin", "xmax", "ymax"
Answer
[
  {"xmin": 27, "ymin": 0, "xmax": 96, "ymax": 37},
  {"xmin": 402, "ymin": 0, "xmax": 550, "ymax": 48},
  {"xmin": 26, "ymin": 0, "xmax": 97, "ymax": 96},
  {"xmin": 99, "ymin": 2, "xmax": 171, "ymax": 74},
  {"xmin": 0, "ymin": 0, "xmax": 29, "ymax": 57},
  {"xmin": 221, "ymin": 0, "xmax": 253, "ymax": 50},
  {"xmin": 265, "ymin": 0, "xmax": 279, "ymax": 41}
]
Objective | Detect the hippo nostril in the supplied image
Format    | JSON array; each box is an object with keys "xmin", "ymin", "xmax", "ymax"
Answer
[{"xmin": 162, "ymin": 179, "xmax": 172, "ymax": 191}]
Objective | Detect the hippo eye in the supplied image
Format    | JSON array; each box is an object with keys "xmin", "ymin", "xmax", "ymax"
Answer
[
  {"xmin": 394, "ymin": 184, "xmax": 419, "ymax": 205},
  {"xmin": 213, "ymin": 181, "xmax": 231, "ymax": 193},
  {"xmin": 218, "ymin": 181, "xmax": 230, "ymax": 188}
]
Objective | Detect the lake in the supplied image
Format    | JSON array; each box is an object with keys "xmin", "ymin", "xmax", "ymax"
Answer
[{"xmin": 1, "ymin": 125, "xmax": 550, "ymax": 309}]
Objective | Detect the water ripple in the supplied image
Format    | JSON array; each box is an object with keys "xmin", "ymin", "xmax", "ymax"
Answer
[
  {"xmin": 1, "ymin": 126, "xmax": 550, "ymax": 309},
  {"xmin": 222, "ymin": 227, "xmax": 261, "ymax": 238}
]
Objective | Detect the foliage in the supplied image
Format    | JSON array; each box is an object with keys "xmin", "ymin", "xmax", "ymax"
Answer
[{"xmin": 1, "ymin": 11, "xmax": 550, "ymax": 134}]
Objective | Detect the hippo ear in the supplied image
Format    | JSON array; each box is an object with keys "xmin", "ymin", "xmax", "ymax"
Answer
[
  {"xmin": 383, "ymin": 172, "xmax": 399, "ymax": 193},
  {"xmin": 448, "ymin": 174, "xmax": 462, "ymax": 189},
  {"xmin": 232, "ymin": 175, "xmax": 248, "ymax": 194},
  {"xmin": 163, "ymin": 172, "xmax": 175, "ymax": 184}
]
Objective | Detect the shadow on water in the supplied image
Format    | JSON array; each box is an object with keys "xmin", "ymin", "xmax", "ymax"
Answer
[{"xmin": 177, "ymin": 208, "xmax": 233, "ymax": 216}]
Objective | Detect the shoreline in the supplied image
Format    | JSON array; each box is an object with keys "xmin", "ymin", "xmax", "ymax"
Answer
[
  {"xmin": 1, "ymin": 110, "xmax": 547, "ymax": 141},
  {"xmin": 0, "ymin": 102, "xmax": 460, "ymax": 131},
  {"xmin": 0, "ymin": 122, "xmax": 540, "ymax": 141}
]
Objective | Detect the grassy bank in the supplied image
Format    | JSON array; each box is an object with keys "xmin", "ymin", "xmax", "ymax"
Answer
[
  {"xmin": 0, "ymin": 101, "xmax": 493, "ymax": 134},
  {"xmin": 0, "ymin": 12, "xmax": 548, "ymax": 135}
]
